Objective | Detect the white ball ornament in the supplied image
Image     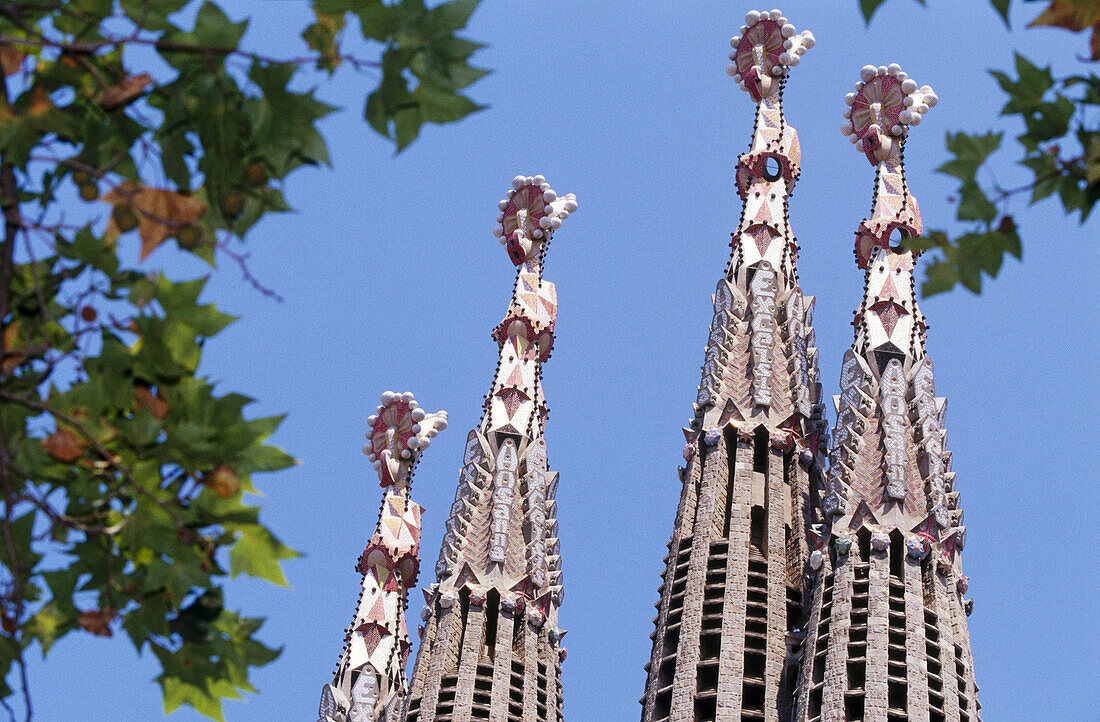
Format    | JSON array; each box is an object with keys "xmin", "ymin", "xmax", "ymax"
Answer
[
  {"xmin": 802, "ymin": 31, "xmax": 815, "ymax": 48},
  {"xmin": 726, "ymin": 63, "xmax": 738, "ymax": 77},
  {"xmin": 901, "ymin": 78, "xmax": 918, "ymax": 94},
  {"xmin": 367, "ymin": 414, "xmax": 378, "ymax": 426},
  {"xmin": 381, "ymin": 391, "xmax": 395, "ymax": 405},
  {"xmin": 860, "ymin": 65, "xmax": 877, "ymax": 82},
  {"xmin": 746, "ymin": 10, "xmax": 761, "ymax": 25},
  {"xmin": 781, "ymin": 23, "xmax": 796, "ymax": 38},
  {"xmin": 512, "ymin": 175, "xmax": 525, "ymax": 190},
  {"xmin": 419, "ymin": 437, "xmax": 430, "ymax": 449}
]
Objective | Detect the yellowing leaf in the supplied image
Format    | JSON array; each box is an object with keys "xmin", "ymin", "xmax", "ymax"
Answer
[
  {"xmin": 41, "ymin": 428, "xmax": 86, "ymax": 462},
  {"xmin": 97, "ymin": 73, "xmax": 153, "ymax": 110},
  {"xmin": 0, "ymin": 44, "xmax": 25, "ymax": 76},
  {"xmin": 102, "ymin": 182, "xmax": 207, "ymax": 260},
  {"xmin": 1029, "ymin": 0, "xmax": 1100, "ymax": 60}
]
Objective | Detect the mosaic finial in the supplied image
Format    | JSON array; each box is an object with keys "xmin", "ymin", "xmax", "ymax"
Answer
[
  {"xmin": 492, "ymin": 174, "xmax": 578, "ymax": 266},
  {"xmin": 363, "ymin": 391, "xmax": 447, "ymax": 487},
  {"xmin": 726, "ymin": 8, "xmax": 815, "ymax": 102},
  {"xmin": 842, "ymin": 63, "xmax": 937, "ymax": 164}
]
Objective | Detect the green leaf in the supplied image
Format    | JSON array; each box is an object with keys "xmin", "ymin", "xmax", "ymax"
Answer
[
  {"xmin": 428, "ymin": 0, "xmax": 481, "ymax": 32},
  {"xmin": 860, "ymin": 0, "xmax": 888, "ymax": 22},
  {"xmin": 228, "ymin": 526, "xmax": 299, "ymax": 586},
  {"xmin": 921, "ymin": 260, "xmax": 958, "ymax": 296},
  {"xmin": 957, "ymin": 181, "xmax": 999, "ymax": 223},
  {"xmin": 160, "ymin": 674, "xmax": 228, "ymax": 721}
]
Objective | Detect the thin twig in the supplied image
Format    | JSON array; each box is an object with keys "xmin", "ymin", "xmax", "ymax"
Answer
[
  {"xmin": 0, "ymin": 33, "xmax": 380, "ymax": 71},
  {"xmin": 216, "ymin": 240, "xmax": 283, "ymax": 302}
]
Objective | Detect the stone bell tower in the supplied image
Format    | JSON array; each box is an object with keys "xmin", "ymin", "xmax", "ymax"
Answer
[
  {"xmin": 639, "ymin": 10, "xmax": 827, "ymax": 722},
  {"xmin": 401, "ymin": 175, "xmax": 578, "ymax": 722},
  {"xmin": 793, "ymin": 64, "xmax": 981, "ymax": 722}
]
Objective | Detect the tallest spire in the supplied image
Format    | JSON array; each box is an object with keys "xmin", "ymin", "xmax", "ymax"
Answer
[
  {"xmin": 640, "ymin": 11, "xmax": 826, "ymax": 722},
  {"xmin": 403, "ymin": 176, "xmax": 576, "ymax": 722}
]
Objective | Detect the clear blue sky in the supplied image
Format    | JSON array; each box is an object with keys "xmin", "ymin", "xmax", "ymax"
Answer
[{"xmin": 27, "ymin": 1, "xmax": 1099, "ymax": 720}]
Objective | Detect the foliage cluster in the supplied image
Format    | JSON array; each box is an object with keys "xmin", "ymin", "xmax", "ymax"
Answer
[
  {"xmin": 0, "ymin": 0, "xmax": 484, "ymax": 719},
  {"xmin": 864, "ymin": 0, "xmax": 1099, "ymax": 295}
]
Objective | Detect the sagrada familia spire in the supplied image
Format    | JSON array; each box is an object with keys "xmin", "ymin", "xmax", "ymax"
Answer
[
  {"xmin": 318, "ymin": 392, "xmax": 448, "ymax": 721},
  {"xmin": 320, "ymin": 10, "xmax": 988, "ymax": 722},
  {"xmin": 400, "ymin": 176, "xmax": 577, "ymax": 722},
  {"xmin": 640, "ymin": 10, "xmax": 827, "ymax": 722},
  {"xmin": 793, "ymin": 64, "xmax": 981, "ymax": 722}
]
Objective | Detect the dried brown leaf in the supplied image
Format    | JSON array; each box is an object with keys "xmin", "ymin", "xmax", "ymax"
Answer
[
  {"xmin": 77, "ymin": 609, "xmax": 116, "ymax": 637},
  {"xmin": 134, "ymin": 385, "xmax": 169, "ymax": 420},
  {"xmin": 97, "ymin": 73, "xmax": 153, "ymax": 110},
  {"xmin": 103, "ymin": 182, "xmax": 207, "ymax": 260},
  {"xmin": 0, "ymin": 45, "xmax": 25, "ymax": 76},
  {"xmin": 28, "ymin": 86, "xmax": 52, "ymax": 116},
  {"xmin": 1029, "ymin": 0, "xmax": 1100, "ymax": 60},
  {"xmin": 41, "ymin": 428, "xmax": 86, "ymax": 462}
]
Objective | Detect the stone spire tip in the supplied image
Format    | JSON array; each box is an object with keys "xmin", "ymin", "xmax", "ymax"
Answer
[
  {"xmin": 492, "ymin": 174, "xmax": 577, "ymax": 267},
  {"xmin": 726, "ymin": 8, "xmax": 815, "ymax": 101},
  {"xmin": 842, "ymin": 63, "xmax": 937, "ymax": 164},
  {"xmin": 364, "ymin": 390, "xmax": 447, "ymax": 488}
]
